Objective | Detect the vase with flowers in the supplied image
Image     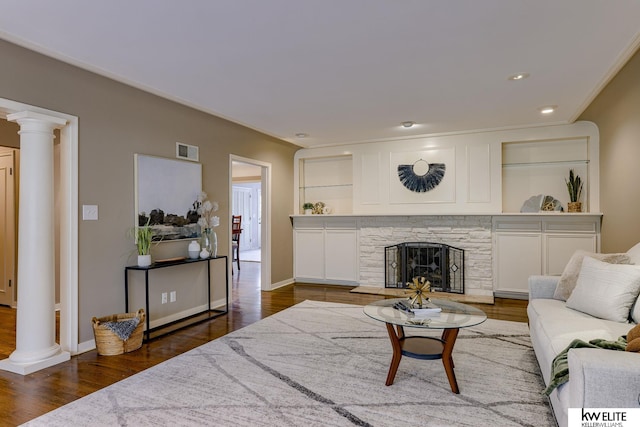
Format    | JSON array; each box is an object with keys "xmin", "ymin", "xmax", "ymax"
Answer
[{"xmin": 194, "ymin": 192, "xmax": 220, "ymax": 257}]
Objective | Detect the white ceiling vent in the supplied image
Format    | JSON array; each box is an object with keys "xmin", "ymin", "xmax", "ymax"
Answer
[{"xmin": 176, "ymin": 142, "xmax": 199, "ymax": 162}]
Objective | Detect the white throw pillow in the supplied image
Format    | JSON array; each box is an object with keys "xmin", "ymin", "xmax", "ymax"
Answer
[
  {"xmin": 631, "ymin": 298, "xmax": 640, "ymax": 324},
  {"xmin": 566, "ymin": 256, "xmax": 640, "ymax": 323},
  {"xmin": 553, "ymin": 250, "xmax": 631, "ymax": 301},
  {"xmin": 627, "ymin": 241, "xmax": 640, "ymax": 265}
]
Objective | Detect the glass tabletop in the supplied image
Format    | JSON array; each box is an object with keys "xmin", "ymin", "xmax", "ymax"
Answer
[{"xmin": 363, "ymin": 298, "xmax": 487, "ymax": 329}]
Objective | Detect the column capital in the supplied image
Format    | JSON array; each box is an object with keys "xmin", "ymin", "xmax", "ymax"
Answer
[{"xmin": 7, "ymin": 110, "xmax": 67, "ymax": 128}]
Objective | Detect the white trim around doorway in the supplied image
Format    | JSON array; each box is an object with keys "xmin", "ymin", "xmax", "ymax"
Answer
[{"xmin": 230, "ymin": 155, "xmax": 271, "ymax": 291}]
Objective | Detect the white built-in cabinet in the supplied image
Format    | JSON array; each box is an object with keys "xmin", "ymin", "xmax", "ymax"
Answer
[
  {"xmin": 493, "ymin": 215, "xmax": 601, "ymax": 297},
  {"xmin": 293, "ymin": 217, "xmax": 358, "ymax": 284},
  {"xmin": 292, "ymin": 122, "xmax": 602, "ymax": 296}
]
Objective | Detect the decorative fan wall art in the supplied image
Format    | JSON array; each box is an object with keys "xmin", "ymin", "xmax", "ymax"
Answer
[{"xmin": 397, "ymin": 159, "xmax": 446, "ymax": 193}]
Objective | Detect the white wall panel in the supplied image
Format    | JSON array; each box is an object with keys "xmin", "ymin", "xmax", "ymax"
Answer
[
  {"xmin": 358, "ymin": 152, "xmax": 381, "ymax": 205},
  {"xmin": 467, "ymin": 144, "xmax": 492, "ymax": 203}
]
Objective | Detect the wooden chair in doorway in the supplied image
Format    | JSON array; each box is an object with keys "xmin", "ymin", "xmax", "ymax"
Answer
[{"xmin": 232, "ymin": 215, "xmax": 242, "ymax": 271}]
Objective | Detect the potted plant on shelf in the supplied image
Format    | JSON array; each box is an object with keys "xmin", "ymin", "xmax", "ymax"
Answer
[
  {"xmin": 303, "ymin": 202, "xmax": 314, "ymax": 215},
  {"xmin": 135, "ymin": 218, "xmax": 153, "ymax": 266},
  {"xmin": 565, "ymin": 169, "xmax": 583, "ymax": 213}
]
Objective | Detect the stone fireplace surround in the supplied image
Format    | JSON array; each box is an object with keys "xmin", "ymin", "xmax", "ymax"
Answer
[{"xmin": 358, "ymin": 215, "xmax": 492, "ymax": 297}]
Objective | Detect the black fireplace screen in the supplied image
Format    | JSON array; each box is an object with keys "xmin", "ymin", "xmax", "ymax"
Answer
[{"xmin": 385, "ymin": 242, "xmax": 464, "ymax": 293}]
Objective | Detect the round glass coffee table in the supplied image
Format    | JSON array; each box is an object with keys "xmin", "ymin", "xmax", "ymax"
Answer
[{"xmin": 364, "ymin": 298, "xmax": 487, "ymax": 393}]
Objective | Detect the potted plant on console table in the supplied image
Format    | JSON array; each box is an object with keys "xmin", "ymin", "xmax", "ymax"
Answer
[{"xmin": 135, "ymin": 218, "xmax": 153, "ymax": 267}]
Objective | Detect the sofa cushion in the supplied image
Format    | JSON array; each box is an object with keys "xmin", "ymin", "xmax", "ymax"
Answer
[
  {"xmin": 554, "ymin": 250, "xmax": 631, "ymax": 301},
  {"xmin": 566, "ymin": 256, "xmax": 640, "ymax": 322},
  {"xmin": 527, "ymin": 298, "xmax": 631, "ymax": 383}
]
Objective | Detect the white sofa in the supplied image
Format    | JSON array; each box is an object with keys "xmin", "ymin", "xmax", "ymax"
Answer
[{"xmin": 528, "ymin": 244, "xmax": 640, "ymax": 427}]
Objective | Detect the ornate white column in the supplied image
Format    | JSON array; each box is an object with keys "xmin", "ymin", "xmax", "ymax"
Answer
[{"xmin": 0, "ymin": 111, "xmax": 70, "ymax": 374}]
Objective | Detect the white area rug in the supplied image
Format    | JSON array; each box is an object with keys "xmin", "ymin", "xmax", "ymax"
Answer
[{"xmin": 24, "ymin": 301, "xmax": 554, "ymax": 426}]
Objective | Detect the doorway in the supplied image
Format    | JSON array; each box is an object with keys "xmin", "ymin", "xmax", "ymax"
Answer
[
  {"xmin": 230, "ymin": 156, "xmax": 271, "ymax": 291},
  {"xmin": 0, "ymin": 147, "xmax": 16, "ymax": 307},
  {"xmin": 232, "ymin": 182, "xmax": 261, "ymax": 261}
]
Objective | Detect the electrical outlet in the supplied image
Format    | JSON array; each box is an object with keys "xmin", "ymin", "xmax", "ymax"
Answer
[
  {"xmin": 170, "ymin": 291, "xmax": 176, "ymax": 303},
  {"xmin": 161, "ymin": 292, "xmax": 168, "ymax": 304}
]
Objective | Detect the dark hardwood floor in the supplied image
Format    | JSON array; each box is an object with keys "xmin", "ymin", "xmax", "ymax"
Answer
[{"xmin": 0, "ymin": 261, "xmax": 528, "ymax": 426}]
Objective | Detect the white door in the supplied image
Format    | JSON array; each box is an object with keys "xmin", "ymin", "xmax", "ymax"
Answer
[
  {"xmin": 257, "ymin": 188, "xmax": 262, "ymax": 249},
  {"xmin": 0, "ymin": 150, "xmax": 16, "ymax": 306},
  {"xmin": 232, "ymin": 186, "xmax": 252, "ymax": 250},
  {"xmin": 325, "ymin": 229, "xmax": 358, "ymax": 282},
  {"xmin": 495, "ymin": 233, "xmax": 542, "ymax": 294}
]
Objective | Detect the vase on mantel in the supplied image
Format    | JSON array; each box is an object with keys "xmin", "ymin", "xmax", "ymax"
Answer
[
  {"xmin": 201, "ymin": 228, "xmax": 218, "ymax": 258},
  {"xmin": 567, "ymin": 202, "xmax": 582, "ymax": 213}
]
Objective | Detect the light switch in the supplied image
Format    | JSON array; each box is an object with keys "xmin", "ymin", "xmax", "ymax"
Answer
[{"xmin": 82, "ymin": 205, "xmax": 98, "ymax": 221}]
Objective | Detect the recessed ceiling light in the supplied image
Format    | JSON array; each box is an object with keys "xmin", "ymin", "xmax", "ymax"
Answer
[
  {"xmin": 401, "ymin": 121, "xmax": 415, "ymax": 128},
  {"xmin": 508, "ymin": 73, "xmax": 530, "ymax": 81},
  {"xmin": 295, "ymin": 133, "xmax": 308, "ymax": 138},
  {"xmin": 539, "ymin": 105, "xmax": 557, "ymax": 115}
]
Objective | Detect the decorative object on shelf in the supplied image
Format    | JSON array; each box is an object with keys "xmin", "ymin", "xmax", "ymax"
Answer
[
  {"xmin": 188, "ymin": 240, "xmax": 200, "ymax": 259},
  {"xmin": 322, "ymin": 206, "xmax": 333, "ymax": 214},
  {"xmin": 313, "ymin": 201, "xmax": 325, "ymax": 215},
  {"xmin": 405, "ymin": 276, "xmax": 431, "ymax": 308},
  {"xmin": 397, "ymin": 159, "xmax": 446, "ymax": 193},
  {"xmin": 135, "ymin": 218, "xmax": 153, "ymax": 267},
  {"xmin": 199, "ymin": 248, "xmax": 210, "ymax": 259},
  {"xmin": 194, "ymin": 192, "xmax": 219, "ymax": 256},
  {"xmin": 302, "ymin": 202, "xmax": 314, "ymax": 215},
  {"xmin": 520, "ymin": 194, "xmax": 563, "ymax": 213},
  {"xmin": 565, "ymin": 169, "xmax": 583, "ymax": 212}
]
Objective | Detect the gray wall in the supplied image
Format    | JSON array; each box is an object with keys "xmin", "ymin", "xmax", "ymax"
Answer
[
  {"xmin": 0, "ymin": 39, "xmax": 298, "ymax": 343},
  {"xmin": 579, "ymin": 47, "xmax": 640, "ymax": 253}
]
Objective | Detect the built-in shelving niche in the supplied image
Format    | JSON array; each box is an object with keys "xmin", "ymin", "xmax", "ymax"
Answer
[
  {"xmin": 298, "ymin": 154, "xmax": 353, "ymax": 214},
  {"xmin": 502, "ymin": 137, "xmax": 589, "ymax": 213}
]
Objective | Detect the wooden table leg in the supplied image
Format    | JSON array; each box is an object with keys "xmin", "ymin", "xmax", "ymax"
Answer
[
  {"xmin": 441, "ymin": 328, "xmax": 460, "ymax": 393},
  {"xmin": 385, "ymin": 323, "xmax": 403, "ymax": 386}
]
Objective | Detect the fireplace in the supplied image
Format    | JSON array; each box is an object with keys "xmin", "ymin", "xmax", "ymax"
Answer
[{"xmin": 385, "ymin": 242, "xmax": 464, "ymax": 293}]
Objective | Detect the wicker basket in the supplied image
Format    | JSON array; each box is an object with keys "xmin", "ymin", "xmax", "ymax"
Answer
[{"xmin": 92, "ymin": 309, "xmax": 145, "ymax": 356}]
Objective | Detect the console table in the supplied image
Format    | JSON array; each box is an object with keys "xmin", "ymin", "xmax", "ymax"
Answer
[{"xmin": 125, "ymin": 256, "xmax": 229, "ymax": 341}]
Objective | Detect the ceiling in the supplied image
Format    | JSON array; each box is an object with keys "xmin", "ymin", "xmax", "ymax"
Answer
[{"xmin": 1, "ymin": 1, "xmax": 640, "ymax": 148}]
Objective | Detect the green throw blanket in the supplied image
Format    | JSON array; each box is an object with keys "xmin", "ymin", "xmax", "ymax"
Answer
[{"xmin": 543, "ymin": 336, "xmax": 627, "ymax": 396}]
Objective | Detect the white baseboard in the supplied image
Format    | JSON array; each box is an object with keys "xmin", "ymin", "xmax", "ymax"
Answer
[
  {"xmin": 149, "ymin": 299, "xmax": 228, "ymax": 329},
  {"xmin": 269, "ymin": 277, "xmax": 295, "ymax": 291},
  {"xmin": 77, "ymin": 339, "xmax": 96, "ymax": 355},
  {"xmin": 292, "ymin": 277, "xmax": 358, "ymax": 286},
  {"xmin": 75, "ymin": 298, "xmax": 229, "ymax": 355},
  {"xmin": 493, "ymin": 291, "xmax": 529, "ymax": 300}
]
